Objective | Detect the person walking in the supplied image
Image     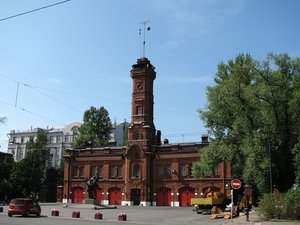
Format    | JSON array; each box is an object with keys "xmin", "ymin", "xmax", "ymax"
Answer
[{"xmin": 240, "ymin": 194, "xmax": 251, "ymax": 222}]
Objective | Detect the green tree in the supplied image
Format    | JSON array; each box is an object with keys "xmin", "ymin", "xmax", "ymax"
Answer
[
  {"xmin": 193, "ymin": 53, "xmax": 300, "ymax": 194},
  {"xmin": 10, "ymin": 129, "xmax": 49, "ymax": 197},
  {"xmin": 292, "ymin": 138, "xmax": 300, "ymax": 186},
  {"xmin": 73, "ymin": 106, "xmax": 112, "ymax": 148},
  {"xmin": 44, "ymin": 167, "xmax": 61, "ymax": 202},
  {"xmin": 0, "ymin": 156, "xmax": 14, "ymax": 200}
]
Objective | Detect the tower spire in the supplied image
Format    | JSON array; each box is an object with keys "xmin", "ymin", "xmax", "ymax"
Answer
[{"xmin": 139, "ymin": 21, "xmax": 150, "ymax": 58}]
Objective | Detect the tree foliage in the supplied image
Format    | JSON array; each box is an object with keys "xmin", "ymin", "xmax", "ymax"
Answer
[
  {"xmin": 10, "ymin": 129, "xmax": 49, "ymax": 197},
  {"xmin": 193, "ymin": 53, "xmax": 300, "ymax": 194},
  {"xmin": 44, "ymin": 166, "xmax": 63, "ymax": 202},
  {"xmin": 0, "ymin": 156, "xmax": 14, "ymax": 200},
  {"xmin": 73, "ymin": 106, "xmax": 112, "ymax": 148}
]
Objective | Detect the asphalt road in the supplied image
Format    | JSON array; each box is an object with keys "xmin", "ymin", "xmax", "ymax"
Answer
[{"xmin": 0, "ymin": 203, "xmax": 211, "ymax": 225}]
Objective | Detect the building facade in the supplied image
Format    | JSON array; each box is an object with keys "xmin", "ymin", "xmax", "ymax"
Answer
[
  {"xmin": 7, "ymin": 121, "xmax": 129, "ymax": 167},
  {"xmin": 7, "ymin": 122, "xmax": 81, "ymax": 167},
  {"xmin": 62, "ymin": 57, "xmax": 231, "ymax": 206}
]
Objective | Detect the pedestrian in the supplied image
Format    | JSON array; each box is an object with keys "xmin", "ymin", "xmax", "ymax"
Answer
[{"xmin": 240, "ymin": 194, "xmax": 251, "ymax": 222}]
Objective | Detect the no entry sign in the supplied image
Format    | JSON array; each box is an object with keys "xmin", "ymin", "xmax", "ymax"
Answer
[{"xmin": 231, "ymin": 179, "xmax": 242, "ymax": 189}]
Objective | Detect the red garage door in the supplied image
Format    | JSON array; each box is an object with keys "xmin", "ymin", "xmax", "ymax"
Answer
[
  {"xmin": 96, "ymin": 188, "xmax": 103, "ymax": 204},
  {"xmin": 73, "ymin": 187, "xmax": 85, "ymax": 203},
  {"xmin": 109, "ymin": 187, "xmax": 122, "ymax": 205},
  {"xmin": 179, "ymin": 187, "xmax": 195, "ymax": 206},
  {"xmin": 156, "ymin": 187, "xmax": 171, "ymax": 206}
]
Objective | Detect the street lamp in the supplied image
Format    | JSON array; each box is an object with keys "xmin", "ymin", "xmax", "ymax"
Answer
[{"xmin": 268, "ymin": 133, "xmax": 273, "ymax": 194}]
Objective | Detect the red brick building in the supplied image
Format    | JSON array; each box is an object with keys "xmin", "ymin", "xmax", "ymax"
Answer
[{"xmin": 62, "ymin": 57, "xmax": 231, "ymax": 206}]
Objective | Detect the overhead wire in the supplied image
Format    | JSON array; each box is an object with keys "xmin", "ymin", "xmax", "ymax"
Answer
[
  {"xmin": 0, "ymin": 74, "xmax": 81, "ymax": 112},
  {"xmin": 0, "ymin": 100, "xmax": 66, "ymax": 126},
  {"xmin": 0, "ymin": 73, "xmax": 203, "ymax": 138},
  {"xmin": 0, "ymin": 0, "xmax": 204, "ymax": 141},
  {"xmin": 0, "ymin": 73, "xmax": 199, "ymax": 117},
  {"xmin": 0, "ymin": 0, "xmax": 71, "ymax": 22}
]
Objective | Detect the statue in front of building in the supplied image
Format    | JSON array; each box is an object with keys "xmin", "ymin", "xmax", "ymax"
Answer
[{"xmin": 87, "ymin": 176, "xmax": 98, "ymax": 199}]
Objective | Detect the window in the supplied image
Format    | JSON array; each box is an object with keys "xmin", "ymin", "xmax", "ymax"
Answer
[
  {"xmin": 136, "ymin": 105, "xmax": 142, "ymax": 115},
  {"xmin": 133, "ymin": 152, "xmax": 140, "ymax": 159},
  {"xmin": 157, "ymin": 165, "xmax": 163, "ymax": 177},
  {"xmin": 117, "ymin": 165, "xmax": 122, "ymax": 177},
  {"xmin": 50, "ymin": 136, "xmax": 55, "ymax": 143},
  {"xmin": 72, "ymin": 127, "xmax": 79, "ymax": 140},
  {"xmin": 19, "ymin": 148, "xmax": 24, "ymax": 158},
  {"xmin": 91, "ymin": 166, "xmax": 97, "ymax": 177},
  {"xmin": 188, "ymin": 163, "xmax": 193, "ymax": 176},
  {"xmin": 213, "ymin": 165, "xmax": 220, "ymax": 176},
  {"xmin": 72, "ymin": 166, "xmax": 78, "ymax": 177},
  {"xmin": 65, "ymin": 135, "xmax": 70, "ymax": 143},
  {"xmin": 79, "ymin": 166, "xmax": 84, "ymax": 177},
  {"xmin": 109, "ymin": 165, "xmax": 115, "ymax": 177},
  {"xmin": 69, "ymin": 135, "xmax": 74, "ymax": 143},
  {"xmin": 56, "ymin": 135, "xmax": 62, "ymax": 143},
  {"xmin": 133, "ymin": 132, "xmax": 140, "ymax": 140},
  {"xmin": 98, "ymin": 166, "xmax": 103, "ymax": 178},
  {"xmin": 179, "ymin": 164, "xmax": 186, "ymax": 177},
  {"xmin": 165, "ymin": 164, "xmax": 172, "ymax": 177},
  {"xmin": 133, "ymin": 164, "xmax": 140, "ymax": 177},
  {"xmin": 21, "ymin": 136, "xmax": 25, "ymax": 143}
]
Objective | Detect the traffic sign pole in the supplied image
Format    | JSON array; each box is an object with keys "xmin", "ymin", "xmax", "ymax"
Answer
[
  {"xmin": 231, "ymin": 179, "xmax": 242, "ymax": 190},
  {"xmin": 230, "ymin": 179, "xmax": 242, "ymax": 221}
]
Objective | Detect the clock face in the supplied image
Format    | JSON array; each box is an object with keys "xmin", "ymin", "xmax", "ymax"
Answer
[{"xmin": 136, "ymin": 80, "xmax": 143, "ymax": 91}]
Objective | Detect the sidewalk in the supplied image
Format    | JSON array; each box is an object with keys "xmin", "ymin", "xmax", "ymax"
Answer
[{"xmin": 223, "ymin": 209, "xmax": 299, "ymax": 225}]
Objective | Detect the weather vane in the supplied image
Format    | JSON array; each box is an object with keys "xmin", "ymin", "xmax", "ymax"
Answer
[{"xmin": 139, "ymin": 21, "xmax": 150, "ymax": 58}]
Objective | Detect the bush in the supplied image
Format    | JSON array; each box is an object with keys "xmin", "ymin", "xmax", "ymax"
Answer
[
  {"xmin": 258, "ymin": 193, "xmax": 281, "ymax": 219},
  {"xmin": 259, "ymin": 188, "xmax": 300, "ymax": 220},
  {"xmin": 280, "ymin": 188, "xmax": 300, "ymax": 220}
]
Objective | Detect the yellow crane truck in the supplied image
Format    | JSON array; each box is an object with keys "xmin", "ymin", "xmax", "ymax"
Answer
[{"xmin": 191, "ymin": 188, "xmax": 225, "ymax": 214}]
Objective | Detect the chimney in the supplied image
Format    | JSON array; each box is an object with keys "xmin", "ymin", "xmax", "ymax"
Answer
[
  {"xmin": 156, "ymin": 130, "xmax": 161, "ymax": 145},
  {"xmin": 201, "ymin": 134, "xmax": 208, "ymax": 143}
]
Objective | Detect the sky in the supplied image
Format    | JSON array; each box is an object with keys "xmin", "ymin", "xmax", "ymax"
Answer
[{"xmin": 1, "ymin": 0, "xmax": 300, "ymax": 152}]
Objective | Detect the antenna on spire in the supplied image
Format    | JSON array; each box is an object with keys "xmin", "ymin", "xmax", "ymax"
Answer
[{"xmin": 139, "ymin": 21, "xmax": 150, "ymax": 58}]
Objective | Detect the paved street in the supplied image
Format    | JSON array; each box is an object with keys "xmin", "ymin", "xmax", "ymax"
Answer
[
  {"xmin": 1, "ymin": 203, "xmax": 211, "ymax": 225},
  {"xmin": 0, "ymin": 203, "xmax": 298, "ymax": 225}
]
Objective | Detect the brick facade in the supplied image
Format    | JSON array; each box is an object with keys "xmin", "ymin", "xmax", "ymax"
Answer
[{"xmin": 62, "ymin": 57, "xmax": 231, "ymax": 206}]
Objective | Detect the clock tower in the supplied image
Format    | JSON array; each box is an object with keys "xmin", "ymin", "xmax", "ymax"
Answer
[
  {"xmin": 125, "ymin": 57, "xmax": 156, "ymax": 206},
  {"xmin": 128, "ymin": 57, "xmax": 156, "ymax": 148}
]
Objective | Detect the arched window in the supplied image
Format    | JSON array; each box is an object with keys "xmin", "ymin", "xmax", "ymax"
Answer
[
  {"xmin": 133, "ymin": 164, "xmax": 140, "ymax": 177},
  {"xmin": 133, "ymin": 152, "xmax": 140, "ymax": 160},
  {"xmin": 133, "ymin": 132, "xmax": 140, "ymax": 140}
]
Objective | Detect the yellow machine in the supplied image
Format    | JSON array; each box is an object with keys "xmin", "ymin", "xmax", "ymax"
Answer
[
  {"xmin": 191, "ymin": 192, "xmax": 224, "ymax": 205},
  {"xmin": 191, "ymin": 188, "xmax": 225, "ymax": 214}
]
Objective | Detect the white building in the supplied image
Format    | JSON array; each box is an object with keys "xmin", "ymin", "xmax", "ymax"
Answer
[
  {"xmin": 7, "ymin": 121, "xmax": 129, "ymax": 167},
  {"xmin": 7, "ymin": 122, "xmax": 81, "ymax": 167}
]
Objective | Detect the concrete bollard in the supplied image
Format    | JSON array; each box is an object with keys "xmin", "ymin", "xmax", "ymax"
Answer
[
  {"xmin": 94, "ymin": 211, "xmax": 103, "ymax": 220},
  {"xmin": 51, "ymin": 209, "xmax": 59, "ymax": 216},
  {"xmin": 72, "ymin": 210, "xmax": 80, "ymax": 218},
  {"xmin": 118, "ymin": 212, "xmax": 127, "ymax": 221}
]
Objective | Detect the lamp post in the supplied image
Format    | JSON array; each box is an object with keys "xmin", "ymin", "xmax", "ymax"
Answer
[{"xmin": 268, "ymin": 132, "xmax": 273, "ymax": 194}]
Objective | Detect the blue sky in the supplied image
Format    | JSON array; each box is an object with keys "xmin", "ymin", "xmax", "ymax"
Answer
[{"xmin": 1, "ymin": 0, "xmax": 300, "ymax": 151}]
